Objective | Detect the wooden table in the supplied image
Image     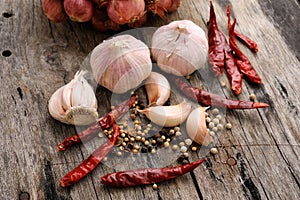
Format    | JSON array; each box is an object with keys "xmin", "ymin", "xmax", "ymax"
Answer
[{"xmin": 1, "ymin": 0, "xmax": 299, "ymax": 199}]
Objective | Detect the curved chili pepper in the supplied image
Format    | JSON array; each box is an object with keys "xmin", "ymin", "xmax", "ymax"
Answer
[
  {"xmin": 227, "ymin": 5, "xmax": 262, "ymax": 84},
  {"xmin": 224, "ymin": 46, "xmax": 242, "ymax": 94},
  {"xmin": 208, "ymin": 1, "xmax": 227, "ymax": 75},
  {"xmin": 57, "ymin": 95, "xmax": 137, "ymax": 152},
  {"xmin": 60, "ymin": 123, "xmax": 120, "ymax": 187},
  {"xmin": 208, "ymin": 1, "xmax": 242, "ymax": 94},
  {"xmin": 100, "ymin": 158, "xmax": 206, "ymax": 187},
  {"xmin": 172, "ymin": 77, "xmax": 269, "ymax": 109},
  {"xmin": 234, "ymin": 30, "xmax": 258, "ymax": 53}
]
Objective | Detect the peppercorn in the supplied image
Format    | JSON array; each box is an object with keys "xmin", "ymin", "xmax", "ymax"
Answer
[
  {"xmin": 212, "ymin": 108, "xmax": 219, "ymax": 115},
  {"xmin": 250, "ymin": 93, "xmax": 256, "ymax": 101},
  {"xmin": 212, "ymin": 127, "xmax": 218, "ymax": 133},
  {"xmin": 225, "ymin": 123, "xmax": 232, "ymax": 129},
  {"xmin": 152, "ymin": 183, "xmax": 158, "ymax": 190},
  {"xmin": 151, "ymin": 139, "xmax": 157, "ymax": 145},
  {"xmin": 133, "ymin": 149, "xmax": 139, "ymax": 154},
  {"xmin": 180, "ymin": 146, "xmax": 187, "ymax": 153},
  {"xmin": 216, "ymin": 114, "xmax": 222, "ymax": 120},
  {"xmin": 206, "ymin": 117, "xmax": 211, "ymax": 123},
  {"xmin": 127, "ymin": 143, "xmax": 134, "ymax": 149},
  {"xmin": 212, "ymin": 118, "xmax": 219, "ymax": 125},
  {"xmin": 191, "ymin": 146, "xmax": 197, "ymax": 152},
  {"xmin": 208, "ymin": 122, "xmax": 215, "ymax": 129},
  {"xmin": 175, "ymin": 131, "xmax": 182, "ymax": 137},
  {"xmin": 185, "ymin": 139, "xmax": 193, "ymax": 146},
  {"xmin": 98, "ymin": 132, "xmax": 104, "ymax": 138},
  {"xmin": 151, "ymin": 149, "xmax": 156, "ymax": 154},
  {"xmin": 172, "ymin": 145, "xmax": 179, "ymax": 151},
  {"xmin": 157, "ymin": 138, "xmax": 163, "ymax": 145},
  {"xmin": 163, "ymin": 142, "xmax": 170, "ymax": 148},
  {"xmin": 217, "ymin": 124, "xmax": 223, "ymax": 131},
  {"xmin": 210, "ymin": 148, "xmax": 218, "ymax": 154},
  {"xmin": 135, "ymin": 136, "xmax": 141, "ymax": 141},
  {"xmin": 117, "ymin": 151, "xmax": 122, "ymax": 156},
  {"xmin": 141, "ymin": 146, "xmax": 148, "ymax": 153},
  {"xmin": 174, "ymin": 127, "xmax": 180, "ymax": 132}
]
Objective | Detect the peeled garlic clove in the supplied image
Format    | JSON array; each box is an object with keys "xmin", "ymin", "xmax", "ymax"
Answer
[
  {"xmin": 139, "ymin": 101, "xmax": 192, "ymax": 127},
  {"xmin": 90, "ymin": 34, "xmax": 152, "ymax": 94},
  {"xmin": 186, "ymin": 107, "xmax": 212, "ymax": 146},
  {"xmin": 151, "ymin": 20, "xmax": 208, "ymax": 76},
  {"xmin": 48, "ymin": 71, "xmax": 98, "ymax": 125},
  {"xmin": 145, "ymin": 72, "xmax": 170, "ymax": 106}
]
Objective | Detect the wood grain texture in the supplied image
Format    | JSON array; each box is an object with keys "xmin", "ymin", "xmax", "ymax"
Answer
[{"xmin": 0, "ymin": 0, "xmax": 299, "ymax": 199}]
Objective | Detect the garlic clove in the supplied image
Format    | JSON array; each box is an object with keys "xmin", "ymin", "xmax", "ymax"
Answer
[
  {"xmin": 48, "ymin": 70, "xmax": 98, "ymax": 125},
  {"xmin": 151, "ymin": 20, "xmax": 208, "ymax": 76},
  {"xmin": 90, "ymin": 35, "xmax": 152, "ymax": 94},
  {"xmin": 138, "ymin": 101, "xmax": 192, "ymax": 127},
  {"xmin": 186, "ymin": 107, "xmax": 212, "ymax": 146},
  {"xmin": 145, "ymin": 72, "xmax": 171, "ymax": 106},
  {"xmin": 48, "ymin": 87, "xmax": 69, "ymax": 124}
]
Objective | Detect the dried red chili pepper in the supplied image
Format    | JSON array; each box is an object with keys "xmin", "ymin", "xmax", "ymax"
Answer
[
  {"xmin": 57, "ymin": 95, "xmax": 137, "ymax": 152},
  {"xmin": 207, "ymin": 1, "xmax": 227, "ymax": 75},
  {"xmin": 224, "ymin": 46, "xmax": 242, "ymax": 94},
  {"xmin": 234, "ymin": 30, "xmax": 258, "ymax": 53},
  {"xmin": 227, "ymin": 5, "xmax": 262, "ymax": 84},
  {"xmin": 60, "ymin": 123, "xmax": 120, "ymax": 187},
  {"xmin": 172, "ymin": 77, "xmax": 269, "ymax": 109},
  {"xmin": 208, "ymin": 1, "xmax": 242, "ymax": 94},
  {"xmin": 100, "ymin": 157, "xmax": 206, "ymax": 187}
]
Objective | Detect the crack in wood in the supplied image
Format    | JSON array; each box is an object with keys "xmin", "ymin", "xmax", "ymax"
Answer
[
  {"xmin": 42, "ymin": 159, "xmax": 61, "ymax": 200},
  {"xmin": 190, "ymin": 170, "xmax": 204, "ymax": 200},
  {"xmin": 17, "ymin": 87, "xmax": 23, "ymax": 100},
  {"xmin": 236, "ymin": 152, "xmax": 261, "ymax": 200}
]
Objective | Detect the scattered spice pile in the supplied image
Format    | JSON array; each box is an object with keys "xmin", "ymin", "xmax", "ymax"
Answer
[
  {"xmin": 42, "ymin": 0, "xmax": 181, "ymax": 31},
  {"xmin": 48, "ymin": 1, "xmax": 270, "ymax": 189}
]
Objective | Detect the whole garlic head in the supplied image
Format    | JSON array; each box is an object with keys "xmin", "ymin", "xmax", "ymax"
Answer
[
  {"xmin": 151, "ymin": 20, "xmax": 208, "ymax": 76},
  {"xmin": 48, "ymin": 71, "xmax": 98, "ymax": 125},
  {"xmin": 90, "ymin": 34, "xmax": 152, "ymax": 94}
]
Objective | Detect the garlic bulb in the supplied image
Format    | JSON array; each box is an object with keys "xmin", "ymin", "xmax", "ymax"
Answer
[
  {"xmin": 48, "ymin": 71, "xmax": 98, "ymax": 125},
  {"xmin": 186, "ymin": 107, "xmax": 212, "ymax": 146},
  {"xmin": 90, "ymin": 34, "xmax": 152, "ymax": 94},
  {"xmin": 151, "ymin": 20, "xmax": 208, "ymax": 76},
  {"xmin": 138, "ymin": 101, "xmax": 192, "ymax": 127},
  {"xmin": 145, "ymin": 72, "xmax": 170, "ymax": 106}
]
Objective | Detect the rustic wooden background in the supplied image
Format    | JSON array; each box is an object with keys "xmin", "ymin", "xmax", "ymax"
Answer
[{"xmin": 1, "ymin": 0, "xmax": 299, "ymax": 199}]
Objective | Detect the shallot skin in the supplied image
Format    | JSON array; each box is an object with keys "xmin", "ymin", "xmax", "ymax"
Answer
[
  {"xmin": 146, "ymin": 0, "xmax": 171, "ymax": 19},
  {"xmin": 107, "ymin": 0, "xmax": 146, "ymax": 25}
]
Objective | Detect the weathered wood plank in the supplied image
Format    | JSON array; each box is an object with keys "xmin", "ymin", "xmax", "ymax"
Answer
[{"xmin": 0, "ymin": 0, "xmax": 299, "ymax": 199}]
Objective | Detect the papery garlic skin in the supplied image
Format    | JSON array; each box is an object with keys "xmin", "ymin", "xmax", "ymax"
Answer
[
  {"xmin": 145, "ymin": 72, "xmax": 170, "ymax": 106},
  {"xmin": 139, "ymin": 101, "xmax": 192, "ymax": 127},
  {"xmin": 186, "ymin": 107, "xmax": 212, "ymax": 146},
  {"xmin": 151, "ymin": 20, "xmax": 208, "ymax": 76},
  {"xmin": 48, "ymin": 71, "xmax": 98, "ymax": 125},
  {"xmin": 90, "ymin": 34, "xmax": 152, "ymax": 94}
]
